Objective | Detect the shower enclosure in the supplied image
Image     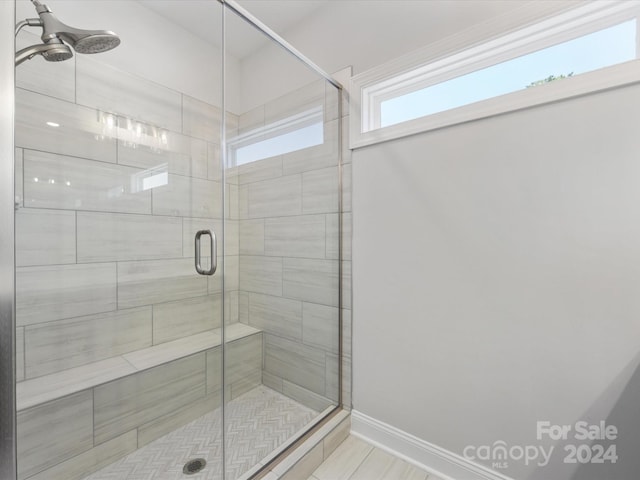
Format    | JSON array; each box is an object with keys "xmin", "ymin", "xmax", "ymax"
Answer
[{"xmin": 0, "ymin": 1, "xmax": 345, "ymax": 479}]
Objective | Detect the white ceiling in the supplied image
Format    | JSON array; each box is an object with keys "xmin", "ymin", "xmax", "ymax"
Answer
[{"xmin": 138, "ymin": 0, "xmax": 329, "ymax": 59}]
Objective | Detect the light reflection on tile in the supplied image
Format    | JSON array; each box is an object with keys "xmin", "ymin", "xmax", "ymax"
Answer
[
  {"xmin": 76, "ymin": 56, "xmax": 182, "ymax": 132},
  {"xmin": 23, "ymin": 150, "xmax": 151, "ymax": 214},
  {"xmin": 118, "ymin": 129, "xmax": 208, "ymax": 180},
  {"xmin": 16, "ymin": 89, "xmax": 117, "ymax": 163}
]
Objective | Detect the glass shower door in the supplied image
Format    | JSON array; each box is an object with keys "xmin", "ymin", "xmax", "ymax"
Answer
[
  {"xmin": 13, "ymin": 0, "xmax": 225, "ymax": 478},
  {"xmin": 223, "ymin": 5, "xmax": 342, "ymax": 479}
]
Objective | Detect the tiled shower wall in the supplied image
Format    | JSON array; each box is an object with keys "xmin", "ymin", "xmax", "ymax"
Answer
[
  {"xmin": 14, "ymin": 31, "xmax": 244, "ymax": 479},
  {"xmin": 233, "ymin": 77, "xmax": 352, "ymax": 411},
  {"xmin": 15, "ymin": 45, "xmax": 238, "ymax": 385}
]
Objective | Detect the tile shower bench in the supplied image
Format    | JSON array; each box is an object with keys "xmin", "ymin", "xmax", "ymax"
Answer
[{"xmin": 16, "ymin": 322, "xmax": 262, "ymax": 480}]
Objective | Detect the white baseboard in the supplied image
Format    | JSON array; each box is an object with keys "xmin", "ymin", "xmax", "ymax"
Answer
[{"xmin": 350, "ymin": 410, "xmax": 514, "ymax": 480}]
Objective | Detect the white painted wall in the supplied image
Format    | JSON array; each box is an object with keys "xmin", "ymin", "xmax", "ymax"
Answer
[{"xmin": 352, "ymin": 82, "xmax": 640, "ymax": 480}]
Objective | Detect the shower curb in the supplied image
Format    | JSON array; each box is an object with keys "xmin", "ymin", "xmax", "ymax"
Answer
[{"xmin": 247, "ymin": 409, "xmax": 350, "ymax": 480}]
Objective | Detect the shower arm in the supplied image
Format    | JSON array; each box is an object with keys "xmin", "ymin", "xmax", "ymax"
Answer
[
  {"xmin": 15, "ymin": 18, "xmax": 43, "ymax": 36},
  {"xmin": 15, "ymin": 1, "xmax": 49, "ymax": 36}
]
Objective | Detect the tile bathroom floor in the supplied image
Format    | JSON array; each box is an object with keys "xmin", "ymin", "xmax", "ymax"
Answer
[
  {"xmin": 83, "ymin": 386, "xmax": 318, "ymax": 480},
  {"xmin": 308, "ymin": 435, "xmax": 442, "ymax": 480}
]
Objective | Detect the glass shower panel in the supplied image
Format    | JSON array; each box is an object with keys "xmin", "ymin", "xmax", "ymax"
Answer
[
  {"xmin": 224, "ymin": 6, "xmax": 342, "ymax": 479},
  {"xmin": 14, "ymin": 1, "xmax": 224, "ymax": 478}
]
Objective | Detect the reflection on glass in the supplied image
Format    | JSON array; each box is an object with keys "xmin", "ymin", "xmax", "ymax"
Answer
[{"xmin": 95, "ymin": 111, "xmax": 171, "ymax": 153}]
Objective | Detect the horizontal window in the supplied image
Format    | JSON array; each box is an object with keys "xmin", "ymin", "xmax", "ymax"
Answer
[
  {"xmin": 228, "ymin": 106, "xmax": 323, "ymax": 166},
  {"xmin": 351, "ymin": 1, "xmax": 640, "ymax": 148},
  {"xmin": 380, "ymin": 20, "xmax": 636, "ymax": 128}
]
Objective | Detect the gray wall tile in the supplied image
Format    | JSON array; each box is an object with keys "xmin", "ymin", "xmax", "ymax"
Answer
[
  {"xmin": 153, "ymin": 294, "xmax": 221, "ymax": 344},
  {"xmin": 117, "ymin": 258, "xmax": 207, "ymax": 309},
  {"xmin": 138, "ymin": 395, "xmax": 221, "ymax": 447},
  {"xmin": 236, "ymin": 156, "xmax": 283, "ymax": 185},
  {"xmin": 342, "ymin": 261, "xmax": 352, "ymax": 309},
  {"xmin": 17, "ymin": 391, "xmax": 93, "ymax": 479},
  {"xmin": 182, "ymin": 94, "xmax": 222, "ymax": 141},
  {"xmin": 16, "ymin": 208, "xmax": 76, "ymax": 267},
  {"xmin": 240, "ymin": 256, "xmax": 282, "ymax": 296},
  {"xmin": 248, "ymin": 293, "xmax": 302, "ymax": 341},
  {"xmin": 342, "ymin": 309, "xmax": 352, "ymax": 359},
  {"xmin": 219, "ymin": 255, "xmax": 239, "ymax": 292},
  {"xmin": 24, "ymin": 307, "xmax": 152, "ymax": 378},
  {"xmin": 227, "ymin": 182, "xmax": 239, "ymax": 219},
  {"xmin": 15, "ymin": 148, "xmax": 23, "ymax": 207},
  {"xmin": 281, "ymin": 379, "xmax": 333, "ymax": 414},
  {"xmin": 23, "ymin": 150, "xmax": 151, "ymax": 214},
  {"xmin": 325, "ymin": 353, "xmax": 340, "ymax": 403},
  {"xmin": 262, "ymin": 371, "xmax": 283, "ymax": 392},
  {"xmin": 76, "ymin": 56, "xmax": 182, "ymax": 132},
  {"xmin": 226, "ymin": 333, "xmax": 263, "ymax": 396},
  {"xmin": 26, "ymin": 430, "xmax": 137, "ymax": 480},
  {"xmin": 206, "ymin": 346, "xmax": 221, "ymax": 396},
  {"xmin": 325, "ymin": 213, "xmax": 351, "ymax": 261},
  {"xmin": 227, "ymin": 290, "xmax": 240, "ymax": 325},
  {"xmin": 265, "ymin": 215, "xmax": 326, "ymax": 258},
  {"xmin": 94, "ymin": 353, "xmax": 206, "ymax": 444},
  {"xmin": 15, "ymin": 89, "xmax": 116, "ymax": 163},
  {"xmin": 302, "ymin": 303, "xmax": 339, "ymax": 354},
  {"xmin": 229, "ymin": 370, "xmax": 261, "ymax": 399},
  {"xmin": 302, "ymin": 167, "xmax": 339, "ymax": 214},
  {"xmin": 264, "ymin": 334, "xmax": 325, "ymax": 395},
  {"xmin": 16, "ymin": 327, "xmax": 24, "ymax": 383},
  {"xmin": 208, "ymin": 143, "xmax": 222, "ymax": 181},
  {"xmin": 238, "ymin": 185, "xmax": 249, "ymax": 219},
  {"xmin": 342, "ymin": 163, "xmax": 352, "ymax": 212},
  {"xmin": 240, "ymin": 219, "xmax": 265, "ymax": 255},
  {"xmin": 238, "ymin": 291, "xmax": 249, "ymax": 323},
  {"xmin": 283, "ymin": 258, "xmax": 339, "ymax": 307},
  {"xmin": 118, "ymin": 133, "xmax": 208, "ymax": 180},
  {"xmin": 77, "ymin": 212, "xmax": 182, "ymax": 262},
  {"xmin": 16, "ymin": 263, "xmax": 117, "ymax": 326},
  {"xmin": 226, "ymin": 220, "xmax": 240, "ymax": 256},
  {"xmin": 152, "ymin": 174, "xmax": 222, "ymax": 218},
  {"xmin": 248, "ymin": 175, "xmax": 301, "ymax": 218}
]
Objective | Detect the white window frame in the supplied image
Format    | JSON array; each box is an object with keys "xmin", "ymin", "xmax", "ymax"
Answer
[{"xmin": 350, "ymin": 0, "xmax": 640, "ymax": 149}]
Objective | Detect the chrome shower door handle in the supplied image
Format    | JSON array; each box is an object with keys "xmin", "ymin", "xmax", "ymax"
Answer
[{"xmin": 194, "ymin": 229, "xmax": 217, "ymax": 276}]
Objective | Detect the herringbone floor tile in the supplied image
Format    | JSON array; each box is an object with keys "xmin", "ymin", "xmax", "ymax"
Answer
[{"xmin": 84, "ymin": 386, "xmax": 318, "ymax": 480}]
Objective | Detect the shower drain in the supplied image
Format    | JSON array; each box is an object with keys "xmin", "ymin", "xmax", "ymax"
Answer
[{"xmin": 183, "ymin": 458, "xmax": 207, "ymax": 475}]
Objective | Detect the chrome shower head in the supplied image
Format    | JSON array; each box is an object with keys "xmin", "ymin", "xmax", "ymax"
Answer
[
  {"xmin": 15, "ymin": 41, "xmax": 72, "ymax": 66},
  {"xmin": 15, "ymin": 0, "xmax": 120, "ymax": 66},
  {"xmin": 32, "ymin": 0, "xmax": 121, "ymax": 54},
  {"xmin": 73, "ymin": 34, "xmax": 121, "ymax": 54}
]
